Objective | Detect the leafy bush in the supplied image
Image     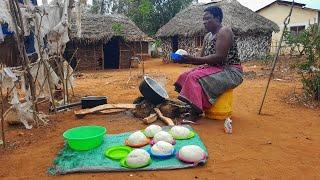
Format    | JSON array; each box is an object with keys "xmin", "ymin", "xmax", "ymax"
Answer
[
  {"xmin": 112, "ymin": 23, "xmax": 124, "ymax": 36},
  {"xmin": 284, "ymin": 25, "xmax": 320, "ymax": 101}
]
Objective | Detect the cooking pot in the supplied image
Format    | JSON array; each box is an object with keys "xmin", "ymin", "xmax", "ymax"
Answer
[
  {"xmin": 81, "ymin": 96, "xmax": 107, "ymax": 108},
  {"xmin": 139, "ymin": 76, "xmax": 169, "ymax": 105},
  {"xmin": 56, "ymin": 96, "xmax": 107, "ymax": 111}
]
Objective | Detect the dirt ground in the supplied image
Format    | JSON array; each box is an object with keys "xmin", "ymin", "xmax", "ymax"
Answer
[{"xmin": 0, "ymin": 59, "xmax": 319, "ymax": 179}]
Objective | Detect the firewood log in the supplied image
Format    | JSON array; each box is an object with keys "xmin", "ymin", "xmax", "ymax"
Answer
[
  {"xmin": 75, "ymin": 104, "xmax": 136, "ymax": 118},
  {"xmin": 142, "ymin": 113, "xmax": 158, "ymax": 124},
  {"xmin": 154, "ymin": 108, "xmax": 174, "ymax": 126}
]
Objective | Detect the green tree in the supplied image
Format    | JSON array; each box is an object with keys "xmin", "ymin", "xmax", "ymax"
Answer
[
  {"xmin": 110, "ymin": 0, "xmax": 196, "ymax": 35},
  {"xmin": 90, "ymin": 0, "xmax": 100, "ymax": 14},
  {"xmin": 90, "ymin": 0, "xmax": 112, "ymax": 15}
]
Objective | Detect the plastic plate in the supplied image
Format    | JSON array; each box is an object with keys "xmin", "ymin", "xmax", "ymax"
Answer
[
  {"xmin": 104, "ymin": 145, "xmax": 132, "ymax": 160},
  {"xmin": 120, "ymin": 158, "xmax": 152, "ymax": 169},
  {"xmin": 124, "ymin": 139, "xmax": 150, "ymax": 148},
  {"xmin": 147, "ymin": 148, "xmax": 176, "ymax": 159},
  {"xmin": 171, "ymin": 131, "xmax": 196, "ymax": 140}
]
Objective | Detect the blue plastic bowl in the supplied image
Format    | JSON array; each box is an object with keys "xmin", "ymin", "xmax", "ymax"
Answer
[
  {"xmin": 170, "ymin": 53, "xmax": 183, "ymax": 61},
  {"xmin": 147, "ymin": 148, "xmax": 176, "ymax": 159}
]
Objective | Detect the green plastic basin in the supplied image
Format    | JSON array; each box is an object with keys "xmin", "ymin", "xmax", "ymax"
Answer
[{"xmin": 63, "ymin": 126, "xmax": 106, "ymax": 151}]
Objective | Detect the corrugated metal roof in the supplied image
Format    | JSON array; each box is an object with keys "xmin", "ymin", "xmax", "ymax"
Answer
[{"xmin": 257, "ymin": 0, "xmax": 320, "ymax": 12}]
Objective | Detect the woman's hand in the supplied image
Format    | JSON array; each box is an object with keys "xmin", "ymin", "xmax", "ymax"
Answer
[{"xmin": 181, "ymin": 55, "xmax": 194, "ymax": 64}]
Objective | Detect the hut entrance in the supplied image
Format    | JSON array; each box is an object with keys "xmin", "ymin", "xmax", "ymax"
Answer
[
  {"xmin": 171, "ymin": 35, "xmax": 179, "ymax": 52},
  {"xmin": 0, "ymin": 36, "xmax": 20, "ymax": 67},
  {"xmin": 104, "ymin": 38, "xmax": 120, "ymax": 69}
]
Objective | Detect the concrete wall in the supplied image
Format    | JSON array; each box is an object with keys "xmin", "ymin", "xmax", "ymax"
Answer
[{"xmin": 258, "ymin": 2, "xmax": 319, "ymax": 53}]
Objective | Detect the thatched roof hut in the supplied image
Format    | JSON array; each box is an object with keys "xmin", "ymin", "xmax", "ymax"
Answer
[
  {"xmin": 156, "ymin": 0, "xmax": 279, "ymax": 61},
  {"xmin": 66, "ymin": 13, "xmax": 153, "ymax": 70},
  {"xmin": 156, "ymin": 0, "xmax": 279, "ymax": 37},
  {"xmin": 69, "ymin": 13, "xmax": 153, "ymax": 44}
]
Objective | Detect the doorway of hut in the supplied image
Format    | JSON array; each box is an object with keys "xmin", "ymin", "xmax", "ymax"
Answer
[
  {"xmin": 104, "ymin": 38, "xmax": 120, "ymax": 69},
  {"xmin": 171, "ymin": 35, "xmax": 179, "ymax": 53}
]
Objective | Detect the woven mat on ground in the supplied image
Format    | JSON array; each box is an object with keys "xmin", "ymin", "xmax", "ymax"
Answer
[{"xmin": 48, "ymin": 125, "xmax": 208, "ymax": 175}]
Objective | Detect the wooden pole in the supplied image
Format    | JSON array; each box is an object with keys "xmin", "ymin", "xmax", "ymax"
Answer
[
  {"xmin": 258, "ymin": 0, "xmax": 295, "ymax": 114},
  {"xmin": 0, "ymin": 76, "xmax": 6, "ymax": 148},
  {"xmin": 140, "ymin": 39, "xmax": 144, "ymax": 76},
  {"xmin": 76, "ymin": 1, "xmax": 82, "ymax": 38},
  {"xmin": 65, "ymin": 60, "xmax": 69, "ymax": 103},
  {"xmin": 52, "ymin": 49, "xmax": 66, "ymax": 105},
  {"xmin": 9, "ymin": 0, "xmax": 39, "ymax": 125},
  {"xmin": 43, "ymin": 62, "xmax": 57, "ymax": 112},
  {"xmin": 67, "ymin": 48, "xmax": 79, "ymax": 97},
  {"xmin": 33, "ymin": 11, "xmax": 56, "ymax": 107}
]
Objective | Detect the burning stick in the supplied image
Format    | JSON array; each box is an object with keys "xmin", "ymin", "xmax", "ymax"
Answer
[
  {"xmin": 154, "ymin": 108, "xmax": 175, "ymax": 126},
  {"xmin": 143, "ymin": 113, "xmax": 158, "ymax": 124}
]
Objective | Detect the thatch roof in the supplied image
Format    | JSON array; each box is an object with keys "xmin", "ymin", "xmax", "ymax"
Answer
[
  {"xmin": 69, "ymin": 13, "xmax": 153, "ymax": 44},
  {"xmin": 156, "ymin": 0, "xmax": 280, "ymax": 37}
]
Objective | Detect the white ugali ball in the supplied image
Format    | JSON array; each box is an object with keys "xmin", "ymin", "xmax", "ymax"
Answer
[
  {"xmin": 126, "ymin": 149, "xmax": 150, "ymax": 167},
  {"xmin": 144, "ymin": 125, "xmax": 162, "ymax": 138},
  {"xmin": 153, "ymin": 131, "xmax": 174, "ymax": 144},
  {"xmin": 179, "ymin": 145, "xmax": 206, "ymax": 162},
  {"xmin": 151, "ymin": 141, "xmax": 174, "ymax": 155},
  {"xmin": 127, "ymin": 131, "xmax": 148, "ymax": 145},
  {"xmin": 170, "ymin": 126, "xmax": 190, "ymax": 139}
]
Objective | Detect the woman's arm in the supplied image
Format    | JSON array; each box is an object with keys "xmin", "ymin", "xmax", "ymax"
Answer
[
  {"xmin": 200, "ymin": 34, "xmax": 207, "ymax": 57},
  {"xmin": 200, "ymin": 45, "xmax": 205, "ymax": 57},
  {"xmin": 182, "ymin": 27, "xmax": 233, "ymax": 65}
]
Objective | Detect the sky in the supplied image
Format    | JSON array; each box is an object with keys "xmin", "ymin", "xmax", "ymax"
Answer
[
  {"xmin": 38, "ymin": 0, "xmax": 320, "ymax": 11},
  {"xmin": 198, "ymin": 0, "xmax": 274, "ymax": 11},
  {"xmin": 198, "ymin": 0, "xmax": 320, "ymax": 11}
]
